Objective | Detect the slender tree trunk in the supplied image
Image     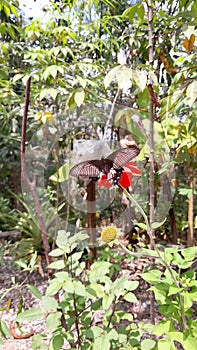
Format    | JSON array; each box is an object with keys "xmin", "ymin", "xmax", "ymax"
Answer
[
  {"xmin": 87, "ymin": 180, "xmax": 97, "ymax": 266},
  {"xmin": 187, "ymin": 161, "xmax": 194, "ymax": 246},
  {"xmin": 147, "ymin": 0, "xmax": 155, "ymax": 324},
  {"xmin": 21, "ymin": 76, "xmax": 51, "ymax": 275}
]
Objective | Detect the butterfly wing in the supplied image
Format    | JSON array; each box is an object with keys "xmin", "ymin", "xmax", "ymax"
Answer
[
  {"xmin": 107, "ymin": 146, "xmax": 140, "ymax": 169},
  {"xmin": 70, "ymin": 159, "xmax": 101, "ymax": 178}
]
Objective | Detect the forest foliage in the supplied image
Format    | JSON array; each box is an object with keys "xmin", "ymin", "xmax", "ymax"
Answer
[{"xmin": 0, "ymin": 0, "xmax": 197, "ymax": 349}]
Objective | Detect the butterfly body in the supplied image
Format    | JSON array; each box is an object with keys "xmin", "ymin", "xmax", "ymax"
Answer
[{"xmin": 69, "ymin": 146, "xmax": 140, "ymax": 184}]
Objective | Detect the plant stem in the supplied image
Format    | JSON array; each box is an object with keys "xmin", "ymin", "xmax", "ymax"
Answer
[{"xmin": 121, "ymin": 187, "xmax": 187, "ymax": 331}]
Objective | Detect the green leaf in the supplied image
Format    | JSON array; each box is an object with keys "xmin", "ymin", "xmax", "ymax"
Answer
[
  {"xmin": 74, "ymin": 89, "xmax": 85, "ymax": 107},
  {"xmin": 89, "ymin": 283, "xmax": 105, "ymax": 298},
  {"xmin": 141, "ymin": 339, "xmax": 156, "ymax": 350},
  {"xmin": 3, "ymin": 5, "xmax": 10, "ymax": 17},
  {"xmin": 73, "ymin": 280, "xmax": 86, "ymax": 296},
  {"xmin": 52, "ymin": 334, "xmax": 64, "ymax": 350},
  {"xmin": 124, "ymin": 292, "xmax": 138, "ymax": 303},
  {"xmin": 49, "ymin": 248, "xmax": 64, "ymax": 257},
  {"xmin": 102, "ymin": 294, "xmax": 114, "ymax": 309},
  {"xmin": 133, "ymin": 69, "xmax": 147, "ymax": 91},
  {"xmin": 39, "ymin": 88, "xmax": 48, "ymax": 100},
  {"xmin": 124, "ymin": 280, "xmax": 139, "ymax": 291},
  {"xmin": 46, "ymin": 280, "xmax": 62, "ymax": 296},
  {"xmin": 104, "ymin": 65, "xmax": 132, "ymax": 89},
  {"xmin": 122, "ymin": 4, "xmax": 139, "ymax": 21},
  {"xmin": 93, "ymin": 335, "xmax": 110, "ymax": 350},
  {"xmin": 48, "ymin": 88, "xmax": 58, "ymax": 100},
  {"xmin": 12, "ymin": 73, "xmax": 24, "ymax": 83},
  {"xmin": 86, "ymin": 326, "xmax": 103, "ymax": 339},
  {"xmin": 42, "ymin": 296, "xmax": 58, "ymax": 311},
  {"xmin": 153, "ymin": 320, "xmax": 175, "ymax": 336},
  {"xmin": 43, "ymin": 65, "xmax": 58, "ymax": 80},
  {"xmin": 141, "ymin": 270, "xmax": 162, "ymax": 284},
  {"xmin": 29, "ymin": 251, "xmax": 37, "ymax": 268},
  {"xmin": 46, "ymin": 312, "xmax": 62, "ymax": 332},
  {"xmin": 89, "ymin": 261, "xmax": 112, "ymax": 282},
  {"xmin": 152, "ymin": 219, "xmax": 166, "ymax": 229},
  {"xmin": 32, "ymin": 334, "xmax": 46, "ymax": 349},
  {"xmin": 157, "ymin": 338, "xmax": 176, "ymax": 350},
  {"xmin": 0, "ymin": 320, "xmax": 11, "ymax": 338},
  {"xmin": 50, "ymin": 162, "xmax": 73, "ymax": 183},
  {"xmin": 15, "ymin": 308, "xmax": 44, "ymax": 322},
  {"xmin": 48, "ymin": 260, "xmax": 65, "ymax": 269},
  {"xmin": 186, "ymin": 80, "xmax": 197, "ymax": 107},
  {"xmin": 178, "ymin": 188, "xmax": 193, "ymax": 197},
  {"xmin": 137, "ymin": 222, "xmax": 147, "ymax": 230},
  {"xmin": 27, "ymin": 285, "xmax": 42, "ymax": 300}
]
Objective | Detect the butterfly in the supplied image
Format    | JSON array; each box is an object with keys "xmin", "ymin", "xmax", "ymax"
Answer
[{"xmin": 69, "ymin": 146, "xmax": 140, "ymax": 184}]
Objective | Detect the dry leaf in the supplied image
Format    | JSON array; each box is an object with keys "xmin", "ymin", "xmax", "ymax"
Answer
[{"xmin": 182, "ymin": 34, "xmax": 195, "ymax": 52}]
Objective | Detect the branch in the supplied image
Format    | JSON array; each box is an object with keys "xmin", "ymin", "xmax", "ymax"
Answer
[{"xmin": 20, "ymin": 76, "xmax": 51, "ymax": 274}]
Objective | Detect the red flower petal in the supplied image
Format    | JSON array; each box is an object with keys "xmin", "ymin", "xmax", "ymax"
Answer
[
  {"xmin": 118, "ymin": 171, "xmax": 133, "ymax": 188},
  {"xmin": 98, "ymin": 175, "xmax": 111, "ymax": 188},
  {"xmin": 124, "ymin": 162, "xmax": 142, "ymax": 176}
]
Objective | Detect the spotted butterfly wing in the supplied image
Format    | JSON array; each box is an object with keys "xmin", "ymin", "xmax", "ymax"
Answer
[{"xmin": 69, "ymin": 145, "xmax": 140, "ymax": 179}]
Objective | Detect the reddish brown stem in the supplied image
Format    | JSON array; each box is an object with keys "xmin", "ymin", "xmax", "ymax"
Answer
[{"xmin": 20, "ymin": 76, "xmax": 51, "ymax": 275}]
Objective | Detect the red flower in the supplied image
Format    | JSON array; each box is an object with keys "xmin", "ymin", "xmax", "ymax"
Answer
[{"xmin": 98, "ymin": 162, "xmax": 142, "ymax": 189}]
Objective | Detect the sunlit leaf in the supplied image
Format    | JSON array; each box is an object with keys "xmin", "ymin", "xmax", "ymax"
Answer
[
  {"xmin": 74, "ymin": 89, "xmax": 85, "ymax": 107},
  {"xmin": 15, "ymin": 308, "xmax": 44, "ymax": 322},
  {"xmin": 186, "ymin": 80, "xmax": 197, "ymax": 107}
]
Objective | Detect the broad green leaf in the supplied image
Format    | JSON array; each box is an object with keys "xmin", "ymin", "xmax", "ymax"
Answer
[
  {"xmin": 133, "ymin": 69, "xmax": 147, "ymax": 91},
  {"xmin": 168, "ymin": 285, "xmax": 182, "ymax": 296},
  {"xmin": 104, "ymin": 65, "xmax": 132, "ymax": 89},
  {"xmin": 93, "ymin": 335, "xmax": 110, "ymax": 350},
  {"xmin": 39, "ymin": 88, "xmax": 48, "ymax": 100},
  {"xmin": 12, "ymin": 73, "xmax": 24, "ymax": 83},
  {"xmin": 49, "ymin": 248, "xmax": 64, "ymax": 257},
  {"xmin": 89, "ymin": 261, "xmax": 112, "ymax": 282},
  {"xmin": 48, "ymin": 88, "xmax": 58, "ymax": 100},
  {"xmin": 46, "ymin": 280, "xmax": 62, "ymax": 296},
  {"xmin": 124, "ymin": 280, "xmax": 139, "ymax": 291},
  {"xmin": 46, "ymin": 312, "xmax": 62, "ymax": 332},
  {"xmin": 42, "ymin": 296, "xmax": 58, "ymax": 311},
  {"xmin": 141, "ymin": 270, "xmax": 162, "ymax": 284},
  {"xmin": 124, "ymin": 292, "xmax": 137, "ymax": 303},
  {"xmin": 157, "ymin": 339, "xmax": 176, "ymax": 350},
  {"xmin": 48, "ymin": 260, "xmax": 65, "ymax": 269},
  {"xmin": 15, "ymin": 308, "xmax": 44, "ymax": 322},
  {"xmin": 153, "ymin": 320, "xmax": 175, "ymax": 336},
  {"xmin": 73, "ymin": 280, "xmax": 86, "ymax": 296},
  {"xmin": 74, "ymin": 89, "xmax": 85, "ymax": 107},
  {"xmin": 86, "ymin": 326, "xmax": 103, "ymax": 339},
  {"xmin": 180, "ymin": 247, "xmax": 197, "ymax": 260},
  {"xmin": 141, "ymin": 339, "xmax": 156, "ymax": 350},
  {"xmin": 43, "ymin": 65, "xmax": 58, "ymax": 80},
  {"xmin": 137, "ymin": 222, "xmax": 147, "ymax": 230},
  {"xmin": 102, "ymin": 294, "xmax": 114, "ymax": 309},
  {"xmin": 89, "ymin": 283, "xmax": 105, "ymax": 298},
  {"xmin": 152, "ymin": 219, "xmax": 166, "ymax": 229},
  {"xmin": 52, "ymin": 334, "xmax": 64, "ymax": 350},
  {"xmin": 186, "ymin": 81, "xmax": 197, "ymax": 107},
  {"xmin": 27, "ymin": 285, "xmax": 42, "ymax": 300}
]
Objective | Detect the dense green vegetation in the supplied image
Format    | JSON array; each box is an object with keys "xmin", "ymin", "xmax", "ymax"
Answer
[{"xmin": 0, "ymin": 0, "xmax": 196, "ymax": 349}]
